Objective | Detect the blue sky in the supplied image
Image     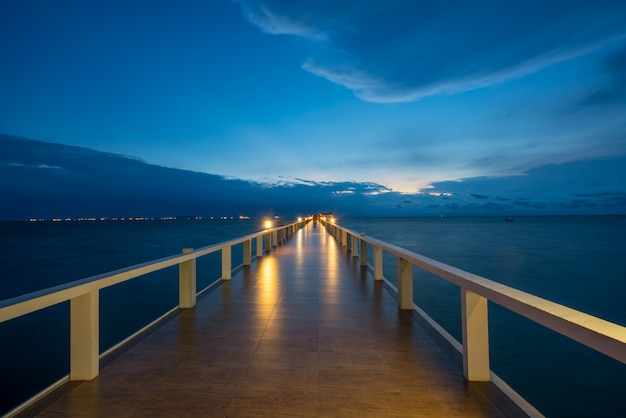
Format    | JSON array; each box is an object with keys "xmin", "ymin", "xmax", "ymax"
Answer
[{"xmin": 1, "ymin": 0, "xmax": 625, "ymax": 215}]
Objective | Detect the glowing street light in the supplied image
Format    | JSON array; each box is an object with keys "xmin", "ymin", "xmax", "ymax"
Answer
[{"xmin": 264, "ymin": 219, "xmax": 273, "ymax": 229}]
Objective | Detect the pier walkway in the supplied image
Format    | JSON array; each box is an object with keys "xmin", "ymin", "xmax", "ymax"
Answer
[{"xmin": 28, "ymin": 222, "xmax": 524, "ymax": 417}]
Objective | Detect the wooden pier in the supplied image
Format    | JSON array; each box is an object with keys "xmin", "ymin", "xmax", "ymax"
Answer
[{"xmin": 21, "ymin": 222, "xmax": 525, "ymax": 417}]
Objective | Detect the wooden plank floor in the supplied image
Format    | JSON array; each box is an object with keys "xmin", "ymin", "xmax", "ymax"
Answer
[{"xmin": 30, "ymin": 222, "xmax": 526, "ymax": 417}]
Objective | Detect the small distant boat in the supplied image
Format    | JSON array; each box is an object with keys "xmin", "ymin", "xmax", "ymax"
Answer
[{"xmin": 505, "ymin": 218, "xmax": 515, "ymax": 222}]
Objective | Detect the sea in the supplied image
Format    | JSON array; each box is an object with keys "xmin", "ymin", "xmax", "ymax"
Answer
[{"xmin": 1, "ymin": 216, "xmax": 625, "ymax": 417}]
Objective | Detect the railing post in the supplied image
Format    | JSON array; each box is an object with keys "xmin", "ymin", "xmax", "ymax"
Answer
[
  {"xmin": 222, "ymin": 245, "xmax": 232, "ymax": 280},
  {"xmin": 243, "ymin": 239, "xmax": 252, "ymax": 266},
  {"xmin": 70, "ymin": 290, "xmax": 99, "ymax": 381},
  {"xmin": 374, "ymin": 245, "xmax": 383, "ymax": 281},
  {"xmin": 341, "ymin": 229, "xmax": 347, "ymax": 247},
  {"xmin": 397, "ymin": 257, "xmax": 413, "ymax": 309},
  {"xmin": 256, "ymin": 235, "xmax": 264, "ymax": 257},
  {"xmin": 352, "ymin": 235, "xmax": 358, "ymax": 258},
  {"xmin": 461, "ymin": 289, "xmax": 490, "ymax": 381},
  {"xmin": 264, "ymin": 232, "xmax": 271, "ymax": 252},
  {"xmin": 272, "ymin": 230, "xmax": 278, "ymax": 248},
  {"xmin": 179, "ymin": 248, "xmax": 196, "ymax": 308},
  {"xmin": 360, "ymin": 233, "xmax": 368, "ymax": 267}
]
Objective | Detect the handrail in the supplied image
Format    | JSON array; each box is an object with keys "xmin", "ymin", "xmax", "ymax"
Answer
[
  {"xmin": 322, "ymin": 221, "xmax": 626, "ymax": 378},
  {"xmin": 0, "ymin": 222, "xmax": 304, "ymax": 323},
  {"xmin": 0, "ymin": 253, "xmax": 186, "ymax": 323},
  {"xmin": 365, "ymin": 231, "xmax": 626, "ymax": 362},
  {"xmin": 0, "ymin": 220, "xmax": 308, "ymax": 388}
]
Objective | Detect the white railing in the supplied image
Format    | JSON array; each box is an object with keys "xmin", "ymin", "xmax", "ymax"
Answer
[
  {"xmin": 0, "ymin": 220, "xmax": 307, "ymax": 388},
  {"xmin": 323, "ymin": 221, "xmax": 626, "ymax": 382}
]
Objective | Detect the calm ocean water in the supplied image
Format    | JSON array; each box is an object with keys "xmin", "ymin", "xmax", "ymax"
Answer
[{"xmin": 1, "ymin": 216, "xmax": 625, "ymax": 416}]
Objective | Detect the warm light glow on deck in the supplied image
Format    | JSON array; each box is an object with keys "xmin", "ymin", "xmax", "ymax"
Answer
[
  {"xmin": 295, "ymin": 223, "xmax": 305, "ymax": 271},
  {"xmin": 258, "ymin": 256, "xmax": 279, "ymax": 305},
  {"xmin": 320, "ymin": 229, "xmax": 340, "ymax": 303}
]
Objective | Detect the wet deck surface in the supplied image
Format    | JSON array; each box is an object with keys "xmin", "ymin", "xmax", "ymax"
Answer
[{"xmin": 32, "ymin": 222, "xmax": 524, "ymax": 417}]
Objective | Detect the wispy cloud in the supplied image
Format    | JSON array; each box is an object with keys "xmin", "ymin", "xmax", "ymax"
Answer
[
  {"xmin": 233, "ymin": 0, "xmax": 328, "ymax": 41},
  {"xmin": 235, "ymin": 0, "xmax": 626, "ymax": 103},
  {"xmin": 5, "ymin": 162, "xmax": 62, "ymax": 169},
  {"xmin": 582, "ymin": 44, "xmax": 626, "ymax": 106}
]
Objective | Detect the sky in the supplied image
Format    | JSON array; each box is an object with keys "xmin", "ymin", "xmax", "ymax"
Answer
[{"xmin": 1, "ymin": 0, "xmax": 625, "ymax": 216}]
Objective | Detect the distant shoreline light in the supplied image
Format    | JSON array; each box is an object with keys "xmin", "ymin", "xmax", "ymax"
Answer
[{"xmin": 25, "ymin": 215, "xmax": 254, "ymax": 223}]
